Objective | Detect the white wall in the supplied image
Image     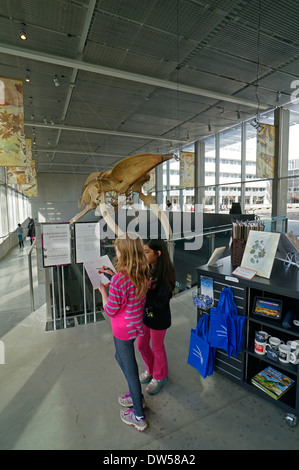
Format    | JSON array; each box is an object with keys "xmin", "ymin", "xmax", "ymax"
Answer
[{"xmin": 30, "ymin": 173, "xmax": 99, "ymax": 223}]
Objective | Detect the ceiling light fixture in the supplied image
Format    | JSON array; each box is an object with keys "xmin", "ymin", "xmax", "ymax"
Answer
[
  {"xmin": 19, "ymin": 23, "xmax": 27, "ymax": 40},
  {"xmin": 53, "ymin": 75, "xmax": 60, "ymax": 87},
  {"xmin": 25, "ymin": 69, "xmax": 30, "ymax": 82},
  {"xmin": 251, "ymin": 0, "xmax": 264, "ymax": 133},
  {"xmin": 275, "ymin": 91, "xmax": 281, "ymax": 105},
  {"xmin": 251, "ymin": 118, "xmax": 264, "ymax": 132}
]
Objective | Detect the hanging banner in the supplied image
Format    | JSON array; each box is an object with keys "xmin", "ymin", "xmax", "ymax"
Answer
[
  {"xmin": 0, "ymin": 77, "xmax": 26, "ymax": 166},
  {"xmin": 7, "ymin": 138, "xmax": 32, "ymax": 184},
  {"xmin": 256, "ymin": 124, "xmax": 275, "ymax": 178},
  {"xmin": 19, "ymin": 159, "xmax": 38, "ymax": 196},
  {"xmin": 180, "ymin": 151, "xmax": 195, "ymax": 187}
]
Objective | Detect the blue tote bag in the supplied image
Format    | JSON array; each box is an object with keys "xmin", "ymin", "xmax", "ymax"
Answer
[
  {"xmin": 208, "ymin": 287, "xmax": 245, "ymax": 358},
  {"xmin": 187, "ymin": 314, "xmax": 215, "ymax": 378}
]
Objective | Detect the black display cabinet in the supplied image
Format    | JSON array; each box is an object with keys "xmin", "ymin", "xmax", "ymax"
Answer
[{"xmin": 196, "ymin": 256, "xmax": 299, "ymax": 426}]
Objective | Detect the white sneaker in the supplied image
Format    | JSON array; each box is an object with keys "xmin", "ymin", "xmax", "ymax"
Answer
[
  {"xmin": 139, "ymin": 370, "xmax": 152, "ymax": 384},
  {"xmin": 146, "ymin": 377, "xmax": 167, "ymax": 395}
]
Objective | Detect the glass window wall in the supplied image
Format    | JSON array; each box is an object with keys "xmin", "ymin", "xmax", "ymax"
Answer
[{"xmin": 0, "ymin": 169, "xmax": 30, "ymax": 243}]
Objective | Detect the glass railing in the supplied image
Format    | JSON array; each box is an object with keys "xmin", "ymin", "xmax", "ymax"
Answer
[
  {"xmin": 43, "ymin": 215, "xmax": 288, "ymax": 331},
  {"xmin": 172, "ymin": 215, "xmax": 288, "ymax": 293}
]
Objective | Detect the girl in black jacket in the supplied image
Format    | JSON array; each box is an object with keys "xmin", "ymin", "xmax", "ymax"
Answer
[{"xmin": 137, "ymin": 239, "xmax": 176, "ymax": 395}]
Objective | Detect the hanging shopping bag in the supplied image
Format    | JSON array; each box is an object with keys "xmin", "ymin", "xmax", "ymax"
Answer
[
  {"xmin": 225, "ymin": 286, "xmax": 245, "ymax": 356},
  {"xmin": 234, "ymin": 313, "xmax": 245, "ymax": 356},
  {"xmin": 207, "ymin": 288, "xmax": 231, "ymax": 352},
  {"xmin": 187, "ymin": 314, "xmax": 215, "ymax": 379},
  {"xmin": 208, "ymin": 287, "xmax": 244, "ymax": 358}
]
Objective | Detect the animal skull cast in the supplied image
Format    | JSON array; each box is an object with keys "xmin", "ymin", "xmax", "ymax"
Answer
[{"xmin": 70, "ymin": 153, "xmax": 174, "ymax": 242}]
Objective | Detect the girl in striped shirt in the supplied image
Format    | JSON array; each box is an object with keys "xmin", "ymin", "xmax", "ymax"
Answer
[{"xmin": 98, "ymin": 233, "xmax": 149, "ymax": 431}]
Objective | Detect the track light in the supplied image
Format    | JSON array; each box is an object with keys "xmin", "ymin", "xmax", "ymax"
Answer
[
  {"xmin": 251, "ymin": 117, "xmax": 264, "ymax": 132},
  {"xmin": 53, "ymin": 75, "xmax": 60, "ymax": 87},
  {"xmin": 275, "ymin": 91, "xmax": 281, "ymax": 105},
  {"xmin": 25, "ymin": 69, "xmax": 30, "ymax": 83},
  {"xmin": 19, "ymin": 23, "xmax": 27, "ymax": 40}
]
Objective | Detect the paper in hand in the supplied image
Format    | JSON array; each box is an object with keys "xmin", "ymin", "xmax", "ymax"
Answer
[{"xmin": 84, "ymin": 255, "xmax": 116, "ymax": 289}]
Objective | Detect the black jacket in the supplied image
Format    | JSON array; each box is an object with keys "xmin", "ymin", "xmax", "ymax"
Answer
[{"xmin": 143, "ymin": 280, "xmax": 172, "ymax": 330}]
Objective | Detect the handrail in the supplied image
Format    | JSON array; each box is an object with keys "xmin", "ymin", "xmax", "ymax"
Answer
[{"xmin": 28, "ymin": 239, "xmax": 36, "ymax": 311}]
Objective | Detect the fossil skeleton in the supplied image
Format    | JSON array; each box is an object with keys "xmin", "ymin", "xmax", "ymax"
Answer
[{"xmin": 70, "ymin": 153, "xmax": 174, "ymax": 242}]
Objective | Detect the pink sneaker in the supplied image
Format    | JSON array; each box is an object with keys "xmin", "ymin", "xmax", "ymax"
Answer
[
  {"xmin": 120, "ymin": 408, "xmax": 147, "ymax": 431},
  {"xmin": 118, "ymin": 392, "xmax": 146, "ymax": 408}
]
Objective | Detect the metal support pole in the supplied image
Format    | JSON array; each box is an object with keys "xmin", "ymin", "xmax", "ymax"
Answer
[
  {"xmin": 61, "ymin": 265, "xmax": 66, "ymax": 329},
  {"xmin": 28, "ymin": 240, "xmax": 36, "ymax": 312},
  {"xmin": 51, "ymin": 267, "xmax": 56, "ymax": 330}
]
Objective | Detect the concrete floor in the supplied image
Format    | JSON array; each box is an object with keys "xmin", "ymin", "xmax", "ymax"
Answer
[{"xmin": 0, "ymin": 243, "xmax": 299, "ymax": 450}]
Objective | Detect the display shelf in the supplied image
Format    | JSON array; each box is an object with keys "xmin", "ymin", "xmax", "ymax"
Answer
[
  {"xmin": 244, "ymin": 378, "xmax": 297, "ymax": 413},
  {"xmin": 245, "ymin": 354, "xmax": 297, "ymax": 411},
  {"xmin": 249, "ymin": 314, "xmax": 299, "ymax": 338},
  {"xmin": 246, "ymin": 346, "xmax": 298, "ymax": 376},
  {"xmin": 196, "ymin": 256, "xmax": 299, "ymax": 421}
]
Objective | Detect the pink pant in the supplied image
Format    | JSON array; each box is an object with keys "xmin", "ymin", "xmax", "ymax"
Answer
[{"xmin": 137, "ymin": 325, "xmax": 168, "ymax": 380}]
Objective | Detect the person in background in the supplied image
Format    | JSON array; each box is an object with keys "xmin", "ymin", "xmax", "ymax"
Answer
[
  {"xmin": 166, "ymin": 199, "xmax": 172, "ymax": 210},
  {"xmin": 16, "ymin": 223, "xmax": 24, "ymax": 248},
  {"xmin": 137, "ymin": 238, "xmax": 176, "ymax": 395},
  {"xmin": 27, "ymin": 218, "xmax": 35, "ymax": 245},
  {"xmin": 98, "ymin": 233, "xmax": 149, "ymax": 432}
]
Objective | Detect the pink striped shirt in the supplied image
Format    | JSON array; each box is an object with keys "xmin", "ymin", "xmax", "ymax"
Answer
[{"xmin": 104, "ymin": 272, "xmax": 146, "ymax": 340}]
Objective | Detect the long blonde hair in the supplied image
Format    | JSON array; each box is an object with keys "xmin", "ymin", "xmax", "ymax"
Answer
[{"xmin": 114, "ymin": 232, "xmax": 149, "ymax": 298}]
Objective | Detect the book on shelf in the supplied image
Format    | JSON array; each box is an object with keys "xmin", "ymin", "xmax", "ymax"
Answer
[{"xmin": 251, "ymin": 366, "xmax": 295, "ymax": 401}]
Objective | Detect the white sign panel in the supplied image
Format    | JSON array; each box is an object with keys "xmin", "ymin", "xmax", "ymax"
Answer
[
  {"xmin": 75, "ymin": 222, "xmax": 101, "ymax": 263},
  {"xmin": 42, "ymin": 223, "xmax": 71, "ymax": 267}
]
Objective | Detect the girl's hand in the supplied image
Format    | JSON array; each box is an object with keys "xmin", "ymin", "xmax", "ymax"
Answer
[
  {"xmin": 98, "ymin": 266, "xmax": 114, "ymax": 276},
  {"xmin": 98, "ymin": 283, "xmax": 107, "ymax": 296},
  {"xmin": 98, "ymin": 283, "xmax": 109, "ymax": 308}
]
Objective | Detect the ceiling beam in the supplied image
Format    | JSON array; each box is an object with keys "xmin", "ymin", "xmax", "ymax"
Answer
[
  {"xmin": 0, "ymin": 42, "xmax": 269, "ymax": 110},
  {"xmin": 24, "ymin": 121, "xmax": 188, "ymax": 143},
  {"xmin": 36, "ymin": 148, "xmax": 123, "ymax": 158}
]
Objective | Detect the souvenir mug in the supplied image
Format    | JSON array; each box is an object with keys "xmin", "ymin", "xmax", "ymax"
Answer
[
  {"xmin": 278, "ymin": 344, "xmax": 298, "ymax": 364},
  {"xmin": 254, "ymin": 339, "xmax": 269, "ymax": 355},
  {"xmin": 269, "ymin": 337, "xmax": 283, "ymax": 350},
  {"xmin": 287, "ymin": 340, "xmax": 299, "ymax": 352},
  {"xmin": 255, "ymin": 331, "xmax": 270, "ymax": 343},
  {"xmin": 289, "ymin": 348, "xmax": 299, "ymax": 365}
]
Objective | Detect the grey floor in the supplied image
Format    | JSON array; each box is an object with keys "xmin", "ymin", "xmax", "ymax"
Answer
[{"xmin": 0, "ymin": 243, "xmax": 299, "ymax": 450}]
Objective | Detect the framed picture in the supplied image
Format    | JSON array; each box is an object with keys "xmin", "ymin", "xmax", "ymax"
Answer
[
  {"xmin": 207, "ymin": 246, "xmax": 226, "ymax": 266},
  {"xmin": 253, "ymin": 296, "xmax": 282, "ymax": 320},
  {"xmin": 241, "ymin": 231, "xmax": 280, "ymax": 279}
]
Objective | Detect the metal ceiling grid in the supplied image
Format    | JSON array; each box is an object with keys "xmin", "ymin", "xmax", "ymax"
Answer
[{"xmin": 0, "ymin": 0, "xmax": 298, "ymax": 176}]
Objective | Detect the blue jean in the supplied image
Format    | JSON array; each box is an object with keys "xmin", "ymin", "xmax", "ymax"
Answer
[{"xmin": 113, "ymin": 336, "xmax": 144, "ymax": 418}]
